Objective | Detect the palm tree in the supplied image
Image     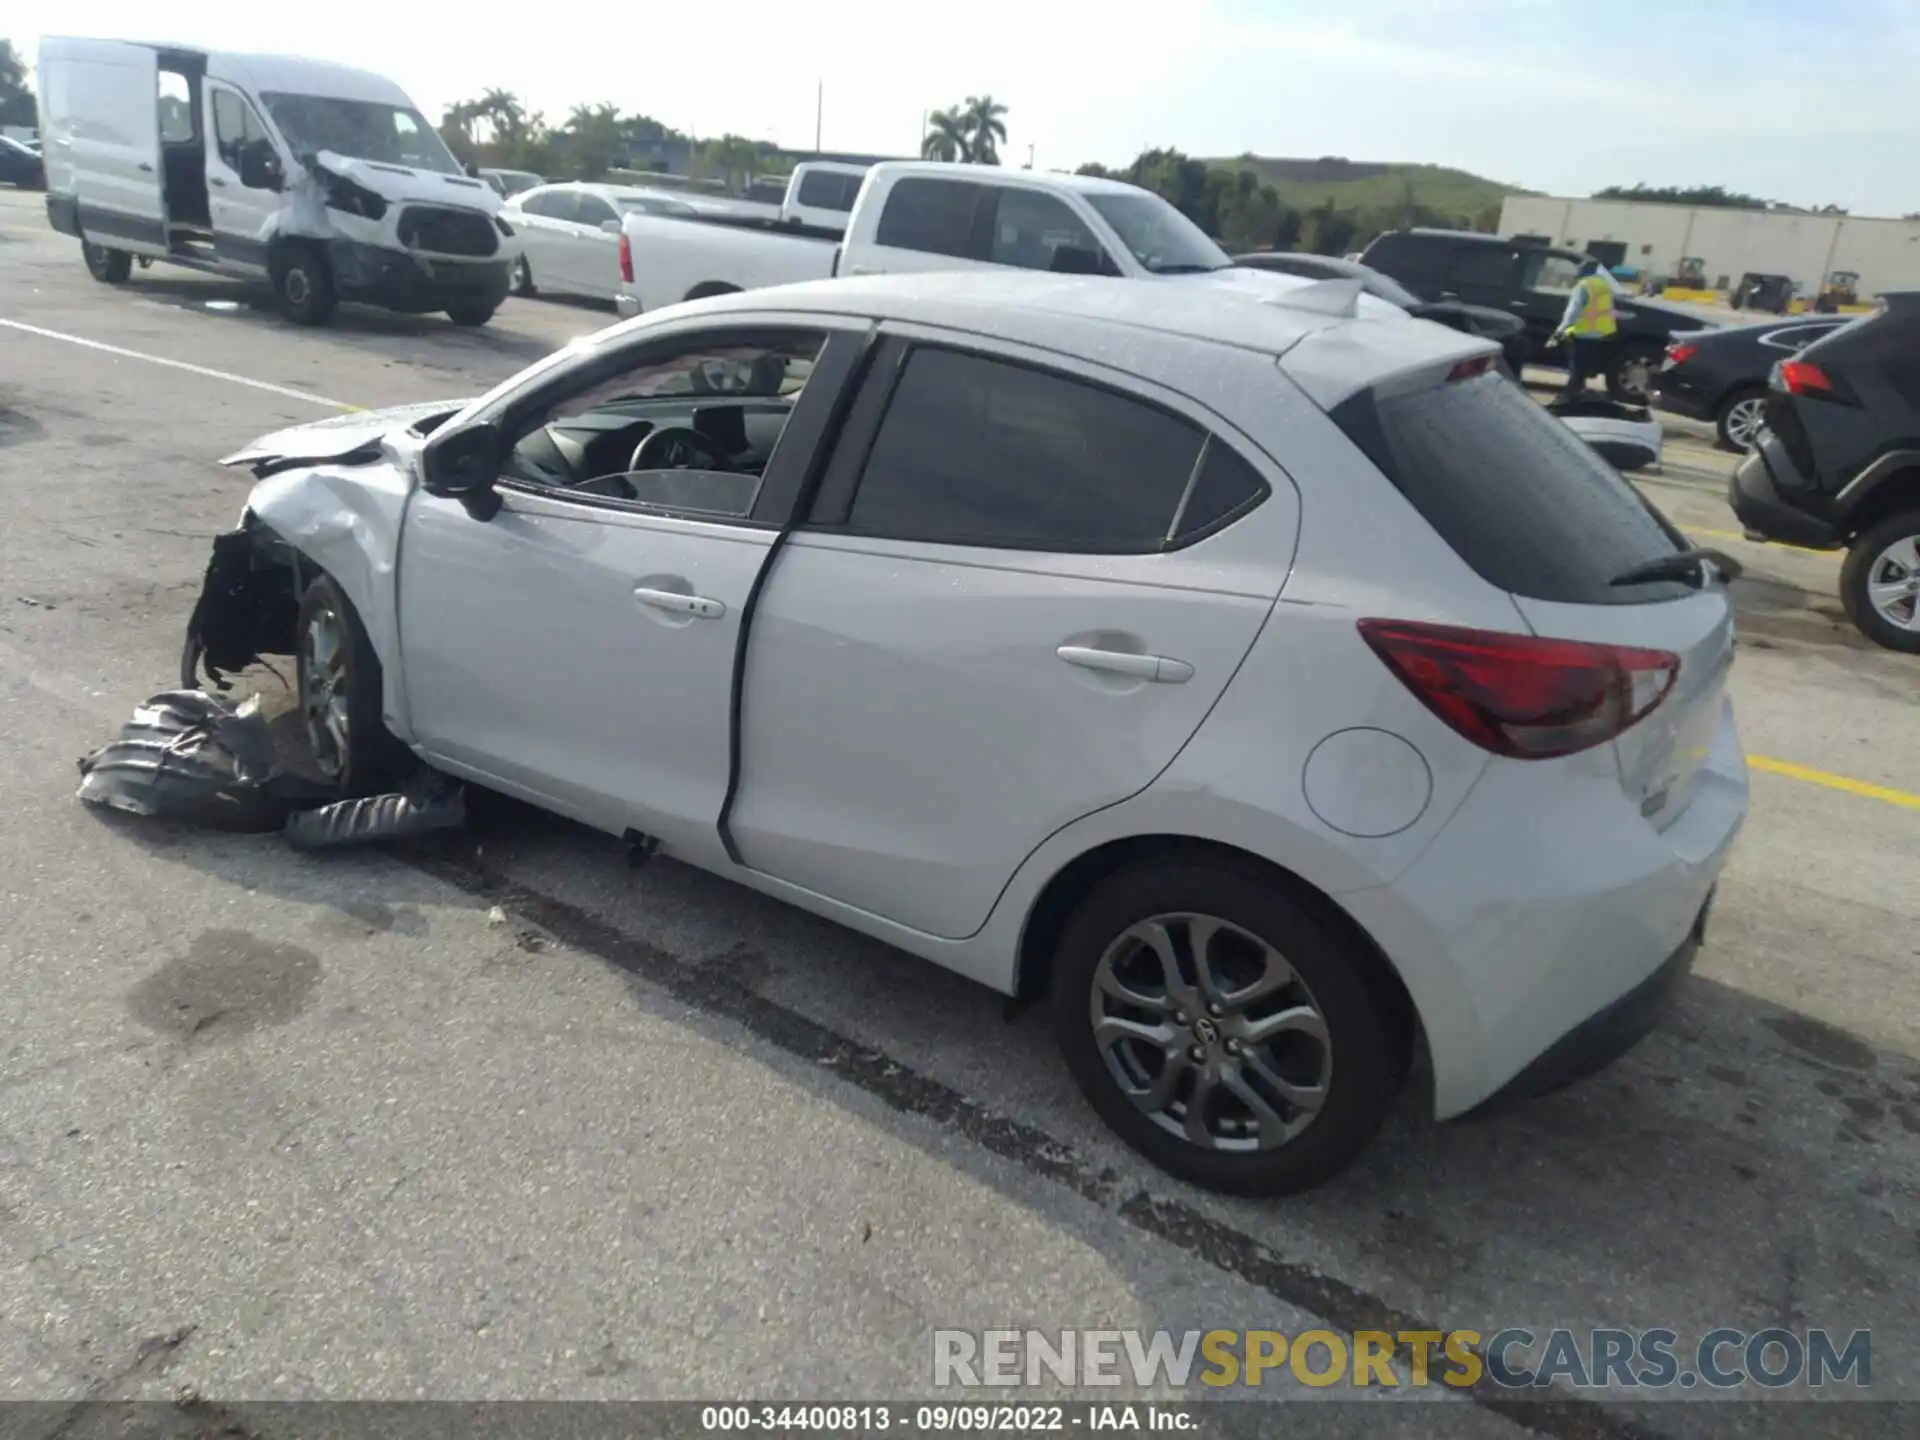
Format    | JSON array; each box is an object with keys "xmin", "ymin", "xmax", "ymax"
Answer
[
  {"xmin": 961, "ymin": 95, "xmax": 1007, "ymax": 166},
  {"xmin": 566, "ymin": 102, "xmax": 626, "ymax": 180},
  {"xmin": 921, "ymin": 108, "xmax": 969, "ymax": 163},
  {"xmin": 477, "ymin": 88, "xmax": 529, "ymax": 149}
]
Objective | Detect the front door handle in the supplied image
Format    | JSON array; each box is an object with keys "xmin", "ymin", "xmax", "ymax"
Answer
[
  {"xmin": 137, "ymin": 161, "xmax": 155, "ymax": 173},
  {"xmin": 634, "ymin": 586, "xmax": 725, "ymax": 619},
  {"xmin": 209, "ymin": 176, "xmax": 227, "ymax": 187},
  {"xmin": 1056, "ymin": 645, "xmax": 1193, "ymax": 684}
]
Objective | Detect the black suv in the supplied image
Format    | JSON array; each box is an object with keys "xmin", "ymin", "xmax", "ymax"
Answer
[
  {"xmin": 1359, "ymin": 229, "xmax": 1715, "ymax": 400},
  {"xmin": 1731, "ymin": 293, "xmax": 1920, "ymax": 651}
]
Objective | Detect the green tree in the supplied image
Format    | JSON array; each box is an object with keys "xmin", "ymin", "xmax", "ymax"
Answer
[
  {"xmin": 696, "ymin": 133, "xmax": 762, "ymax": 190},
  {"xmin": 0, "ymin": 40, "xmax": 33, "ymax": 129},
  {"xmin": 565, "ymin": 102, "xmax": 625, "ymax": 180},
  {"xmin": 1593, "ymin": 183, "xmax": 1773, "ymax": 210},
  {"xmin": 921, "ymin": 108, "xmax": 969, "ymax": 162},
  {"xmin": 438, "ymin": 99, "xmax": 483, "ymax": 163},
  {"xmin": 961, "ymin": 94, "xmax": 1007, "ymax": 166}
]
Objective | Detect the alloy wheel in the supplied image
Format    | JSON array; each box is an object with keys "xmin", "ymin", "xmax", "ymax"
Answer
[
  {"xmin": 300, "ymin": 604, "xmax": 351, "ymax": 781},
  {"xmin": 1724, "ymin": 396, "xmax": 1766, "ymax": 451},
  {"xmin": 1863, "ymin": 534, "xmax": 1920, "ymax": 634},
  {"xmin": 1089, "ymin": 912, "xmax": 1333, "ymax": 1153}
]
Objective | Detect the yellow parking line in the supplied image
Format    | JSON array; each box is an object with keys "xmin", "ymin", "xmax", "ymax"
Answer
[
  {"xmin": 1747, "ymin": 755, "xmax": 1920, "ymax": 810},
  {"xmin": 1687, "ymin": 524, "xmax": 1831, "ymax": 556}
]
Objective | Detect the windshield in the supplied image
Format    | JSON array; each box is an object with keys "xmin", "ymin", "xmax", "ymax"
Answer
[
  {"xmin": 261, "ymin": 92, "xmax": 460, "ymax": 174},
  {"xmin": 1085, "ymin": 192, "xmax": 1231, "ymax": 275}
]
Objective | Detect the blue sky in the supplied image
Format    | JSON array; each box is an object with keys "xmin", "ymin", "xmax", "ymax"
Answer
[{"xmin": 13, "ymin": 0, "xmax": 1920, "ymax": 214}]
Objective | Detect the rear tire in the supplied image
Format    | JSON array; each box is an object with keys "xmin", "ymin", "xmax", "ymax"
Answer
[
  {"xmin": 82, "ymin": 240, "xmax": 132, "ymax": 284},
  {"xmin": 446, "ymin": 303, "xmax": 498, "ymax": 327},
  {"xmin": 1714, "ymin": 387, "xmax": 1768, "ymax": 453},
  {"xmin": 1050, "ymin": 858, "xmax": 1394, "ymax": 1196},
  {"xmin": 1839, "ymin": 511, "xmax": 1920, "ymax": 654},
  {"xmin": 1606, "ymin": 342, "xmax": 1661, "ymax": 402},
  {"xmin": 684, "ymin": 282, "xmax": 740, "ymax": 302},
  {"xmin": 509, "ymin": 255, "xmax": 535, "ymax": 297},
  {"xmin": 271, "ymin": 243, "xmax": 337, "ymax": 326},
  {"xmin": 295, "ymin": 575, "xmax": 410, "ymax": 794}
]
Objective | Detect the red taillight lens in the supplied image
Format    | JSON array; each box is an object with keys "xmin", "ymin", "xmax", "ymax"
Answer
[
  {"xmin": 1776, "ymin": 359, "xmax": 1832, "ymax": 396},
  {"xmin": 1666, "ymin": 342, "xmax": 1697, "ymax": 366},
  {"xmin": 618, "ymin": 233, "xmax": 633, "ymax": 284},
  {"xmin": 1358, "ymin": 619, "xmax": 1678, "ymax": 760},
  {"xmin": 1448, "ymin": 355, "xmax": 1495, "ymax": 381}
]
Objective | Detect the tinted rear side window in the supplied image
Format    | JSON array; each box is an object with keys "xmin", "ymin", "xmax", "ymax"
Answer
[
  {"xmin": 875, "ymin": 178, "xmax": 983, "ymax": 257},
  {"xmin": 797, "ymin": 170, "xmax": 862, "ymax": 211},
  {"xmin": 1364, "ymin": 234, "xmax": 1446, "ymax": 286},
  {"xmin": 846, "ymin": 346, "xmax": 1207, "ymax": 552},
  {"xmin": 1332, "ymin": 373, "xmax": 1689, "ymax": 604}
]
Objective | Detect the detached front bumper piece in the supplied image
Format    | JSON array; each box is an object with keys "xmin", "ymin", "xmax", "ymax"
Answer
[{"xmin": 327, "ymin": 240, "xmax": 512, "ymax": 315}]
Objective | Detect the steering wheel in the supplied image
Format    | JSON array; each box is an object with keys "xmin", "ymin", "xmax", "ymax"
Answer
[{"xmin": 630, "ymin": 425, "xmax": 728, "ymax": 475}]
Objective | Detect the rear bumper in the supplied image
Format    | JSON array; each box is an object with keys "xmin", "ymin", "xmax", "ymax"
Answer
[
  {"xmin": 1648, "ymin": 375, "xmax": 1713, "ymax": 423},
  {"xmin": 1730, "ymin": 434, "xmax": 1843, "ymax": 548},
  {"xmin": 1341, "ymin": 698, "xmax": 1748, "ymax": 1119},
  {"xmin": 327, "ymin": 240, "xmax": 512, "ymax": 315},
  {"xmin": 616, "ymin": 293, "xmax": 643, "ymax": 320},
  {"xmin": 1461, "ymin": 892, "xmax": 1710, "ymax": 1116}
]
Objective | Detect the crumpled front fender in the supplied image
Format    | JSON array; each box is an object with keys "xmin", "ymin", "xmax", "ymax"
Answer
[{"xmin": 184, "ymin": 458, "xmax": 417, "ymax": 743}]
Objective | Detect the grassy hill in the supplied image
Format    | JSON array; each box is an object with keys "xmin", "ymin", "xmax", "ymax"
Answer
[{"xmin": 1206, "ymin": 155, "xmax": 1534, "ymax": 219}]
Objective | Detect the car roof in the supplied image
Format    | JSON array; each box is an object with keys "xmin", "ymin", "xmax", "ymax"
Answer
[
  {"xmin": 865, "ymin": 160, "xmax": 1154, "ymax": 199},
  {"xmin": 644, "ymin": 270, "xmax": 1490, "ymax": 408}
]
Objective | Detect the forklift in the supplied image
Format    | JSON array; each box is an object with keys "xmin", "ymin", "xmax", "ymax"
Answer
[
  {"xmin": 1730, "ymin": 272, "xmax": 1795, "ymax": 315},
  {"xmin": 1815, "ymin": 271, "xmax": 1860, "ymax": 312}
]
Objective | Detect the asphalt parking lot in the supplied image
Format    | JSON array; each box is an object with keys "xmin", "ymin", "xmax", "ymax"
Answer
[{"xmin": 2, "ymin": 188, "xmax": 1918, "ymax": 1437}]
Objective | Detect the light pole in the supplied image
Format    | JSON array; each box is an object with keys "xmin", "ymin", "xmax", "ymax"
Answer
[{"xmin": 814, "ymin": 81, "xmax": 823, "ymax": 154}]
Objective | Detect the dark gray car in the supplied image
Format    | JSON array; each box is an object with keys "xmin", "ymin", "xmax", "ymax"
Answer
[
  {"xmin": 1731, "ymin": 292, "xmax": 1920, "ymax": 650},
  {"xmin": 1235, "ymin": 251, "xmax": 1531, "ymax": 374}
]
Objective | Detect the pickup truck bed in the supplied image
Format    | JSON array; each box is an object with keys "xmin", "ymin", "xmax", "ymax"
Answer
[{"xmin": 618, "ymin": 212, "xmax": 841, "ymax": 317}]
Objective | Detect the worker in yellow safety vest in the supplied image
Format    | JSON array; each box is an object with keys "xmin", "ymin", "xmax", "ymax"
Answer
[{"xmin": 1552, "ymin": 258, "xmax": 1618, "ymax": 400}]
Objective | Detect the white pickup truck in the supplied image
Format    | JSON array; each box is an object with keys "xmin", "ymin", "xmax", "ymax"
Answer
[{"xmin": 615, "ymin": 160, "xmax": 1353, "ymax": 319}]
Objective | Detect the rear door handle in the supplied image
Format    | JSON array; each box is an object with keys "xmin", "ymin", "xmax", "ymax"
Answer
[
  {"xmin": 634, "ymin": 586, "xmax": 725, "ymax": 619},
  {"xmin": 137, "ymin": 161, "xmax": 154, "ymax": 173},
  {"xmin": 1056, "ymin": 645, "xmax": 1193, "ymax": 684},
  {"xmin": 209, "ymin": 176, "xmax": 227, "ymax": 187}
]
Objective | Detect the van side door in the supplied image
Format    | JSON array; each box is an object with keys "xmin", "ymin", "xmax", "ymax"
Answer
[
  {"xmin": 59, "ymin": 40, "xmax": 169, "ymax": 255},
  {"xmin": 205, "ymin": 82, "xmax": 278, "ymax": 273}
]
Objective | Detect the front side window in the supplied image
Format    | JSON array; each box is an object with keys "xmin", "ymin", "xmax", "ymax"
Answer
[
  {"xmin": 499, "ymin": 330, "xmax": 827, "ymax": 520},
  {"xmin": 797, "ymin": 170, "xmax": 862, "ymax": 211},
  {"xmin": 522, "ymin": 189, "xmax": 574, "ymax": 221},
  {"xmin": 1521, "ymin": 252, "xmax": 1584, "ymax": 294},
  {"xmin": 261, "ymin": 92, "xmax": 461, "ymax": 174},
  {"xmin": 874, "ymin": 178, "xmax": 982, "ymax": 257},
  {"xmin": 987, "ymin": 187, "xmax": 1107, "ymax": 271},
  {"xmin": 843, "ymin": 346, "xmax": 1213, "ymax": 552},
  {"xmin": 210, "ymin": 88, "xmax": 271, "ymax": 169},
  {"xmin": 574, "ymin": 193, "xmax": 618, "ymax": 228},
  {"xmin": 1084, "ymin": 191, "xmax": 1230, "ymax": 275}
]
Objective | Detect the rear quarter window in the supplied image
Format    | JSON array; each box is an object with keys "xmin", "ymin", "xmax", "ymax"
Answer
[{"xmin": 1332, "ymin": 372, "xmax": 1691, "ymax": 605}]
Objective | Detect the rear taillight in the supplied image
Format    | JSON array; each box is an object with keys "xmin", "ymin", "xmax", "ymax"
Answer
[
  {"xmin": 1447, "ymin": 355, "xmax": 1496, "ymax": 381},
  {"xmin": 618, "ymin": 233, "xmax": 633, "ymax": 284},
  {"xmin": 1358, "ymin": 619, "xmax": 1678, "ymax": 760},
  {"xmin": 1666, "ymin": 341, "xmax": 1697, "ymax": 366},
  {"xmin": 1775, "ymin": 359, "xmax": 1832, "ymax": 397}
]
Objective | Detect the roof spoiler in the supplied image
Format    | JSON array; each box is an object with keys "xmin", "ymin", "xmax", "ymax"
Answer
[{"xmin": 1263, "ymin": 277, "xmax": 1365, "ymax": 318}]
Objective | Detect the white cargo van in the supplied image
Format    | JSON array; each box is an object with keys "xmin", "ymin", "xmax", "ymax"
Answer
[{"xmin": 36, "ymin": 39, "xmax": 518, "ymax": 326}]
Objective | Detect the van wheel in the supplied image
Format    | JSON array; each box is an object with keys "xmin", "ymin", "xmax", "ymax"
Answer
[
  {"xmin": 1840, "ymin": 511, "xmax": 1920, "ymax": 654},
  {"xmin": 82, "ymin": 241, "xmax": 132, "ymax": 284},
  {"xmin": 1050, "ymin": 859, "xmax": 1393, "ymax": 1196},
  {"xmin": 446, "ymin": 303, "xmax": 498, "ymax": 327},
  {"xmin": 295, "ymin": 574, "xmax": 410, "ymax": 793},
  {"xmin": 272, "ymin": 244, "xmax": 337, "ymax": 326}
]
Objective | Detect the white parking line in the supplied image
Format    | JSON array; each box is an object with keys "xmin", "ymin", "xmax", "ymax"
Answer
[{"xmin": 0, "ymin": 318, "xmax": 354, "ymax": 411}]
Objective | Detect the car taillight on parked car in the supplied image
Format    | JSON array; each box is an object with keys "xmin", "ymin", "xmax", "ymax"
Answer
[
  {"xmin": 1358, "ymin": 619, "xmax": 1679, "ymax": 760},
  {"xmin": 618, "ymin": 233, "xmax": 633, "ymax": 284},
  {"xmin": 1665, "ymin": 341, "xmax": 1697, "ymax": 366},
  {"xmin": 1775, "ymin": 359, "xmax": 1834, "ymax": 397}
]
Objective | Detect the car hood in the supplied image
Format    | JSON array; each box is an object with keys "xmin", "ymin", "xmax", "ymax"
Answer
[
  {"xmin": 310, "ymin": 152, "xmax": 504, "ymax": 214},
  {"xmin": 220, "ymin": 399, "xmax": 473, "ymax": 469}
]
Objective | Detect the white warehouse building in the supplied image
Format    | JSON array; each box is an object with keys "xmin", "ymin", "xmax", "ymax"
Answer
[{"xmin": 1497, "ymin": 195, "xmax": 1920, "ymax": 299}]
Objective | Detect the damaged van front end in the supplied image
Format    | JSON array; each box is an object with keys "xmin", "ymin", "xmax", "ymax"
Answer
[{"xmin": 298, "ymin": 152, "xmax": 518, "ymax": 318}]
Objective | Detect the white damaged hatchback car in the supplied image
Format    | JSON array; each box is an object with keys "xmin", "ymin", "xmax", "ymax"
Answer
[{"xmin": 185, "ymin": 271, "xmax": 1749, "ymax": 1195}]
